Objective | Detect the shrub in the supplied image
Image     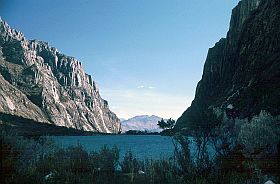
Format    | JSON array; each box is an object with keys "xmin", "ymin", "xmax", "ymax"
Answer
[
  {"xmin": 143, "ymin": 158, "xmax": 183, "ymax": 184},
  {"xmin": 238, "ymin": 111, "xmax": 279, "ymax": 154},
  {"xmin": 121, "ymin": 150, "xmax": 141, "ymax": 173},
  {"xmin": 172, "ymin": 133, "xmax": 192, "ymax": 174},
  {"xmin": 90, "ymin": 145, "xmax": 119, "ymax": 172}
]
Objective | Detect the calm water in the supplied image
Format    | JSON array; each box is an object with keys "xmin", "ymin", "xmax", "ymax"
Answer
[{"xmin": 52, "ymin": 135, "xmax": 213, "ymax": 160}]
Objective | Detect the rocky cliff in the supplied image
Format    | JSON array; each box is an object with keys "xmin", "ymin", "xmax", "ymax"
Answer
[
  {"xmin": 0, "ymin": 18, "xmax": 121, "ymax": 133},
  {"xmin": 176, "ymin": 0, "xmax": 280, "ymax": 129}
]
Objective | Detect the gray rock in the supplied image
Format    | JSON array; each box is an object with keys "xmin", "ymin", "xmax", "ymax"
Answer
[
  {"xmin": 264, "ymin": 180, "xmax": 275, "ymax": 184},
  {"xmin": 0, "ymin": 18, "xmax": 121, "ymax": 133},
  {"xmin": 0, "ymin": 73, "xmax": 48, "ymax": 123}
]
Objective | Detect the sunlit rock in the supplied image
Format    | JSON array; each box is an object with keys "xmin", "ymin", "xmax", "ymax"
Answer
[{"xmin": 0, "ymin": 18, "xmax": 121, "ymax": 133}]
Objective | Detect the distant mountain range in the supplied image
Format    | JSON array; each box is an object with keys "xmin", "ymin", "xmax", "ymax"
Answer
[{"xmin": 121, "ymin": 115, "xmax": 164, "ymax": 133}]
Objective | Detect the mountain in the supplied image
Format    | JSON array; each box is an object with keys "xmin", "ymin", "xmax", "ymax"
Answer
[
  {"xmin": 176, "ymin": 0, "xmax": 280, "ymax": 129},
  {"xmin": 121, "ymin": 115, "xmax": 163, "ymax": 132},
  {"xmin": 119, "ymin": 118, "xmax": 127, "ymax": 122},
  {"xmin": 0, "ymin": 18, "xmax": 121, "ymax": 133}
]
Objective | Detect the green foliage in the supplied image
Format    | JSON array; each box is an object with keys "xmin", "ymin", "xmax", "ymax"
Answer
[
  {"xmin": 121, "ymin": 150, "xmax": 141, "ymax": 173},
  {"xmin": 157, "ymin": 118, "xmax": 167, "ymax": 129},
  {"xmin": 157, "ymin": 118, "xmax": 176, "ymax": 130},
  {"xmin": 0, "ymin": 130, "xmax": 122, "ymax": 184},
  {"xmin": 237, "ymin": 111, "xmax": 279, "ymax": 154},
  {"xmin": 143, "ymin": 158, "xmax": 183, "ymax": 184},
  {"xmin": 173, "ymin": 133, "xmax": 192, "ymax": 174},
  {"xmin": 1, "ymin": 126, "xmax": 279, "ymax": 184},
  {"xmin": 90, "ymin": 145, "xmax": 120, "ymax": 172}
]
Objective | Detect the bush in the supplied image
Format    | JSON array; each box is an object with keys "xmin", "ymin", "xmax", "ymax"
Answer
[
  {"xmin": 142, "ymin": 158, "xmax": 183, "ymax": 184},
  {"xmin": 90, "ymin": 145, "xmax": 119, "ymax": 172},
  {"xmin": 0, "ymin": 129, "xmax": 123, "ymax": 183},
  {"xmin": 238, "ymin": 111, "xmax": 279, "ymax": 154},
  {"xmin": 172, "ymin": 133, "xmax": 192, "ymax": 174},
  {"xmin": 121, "ymin": 150, "xmax": 141, "ymax": 173},
  {"xmin": 1, "ymin": 126, "xmax": 279, "ymax": 184}
]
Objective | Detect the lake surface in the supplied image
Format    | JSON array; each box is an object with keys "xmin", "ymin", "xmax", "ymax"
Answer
[
  {"xmin": 53, "ymin": 135, "xmax": 175, "ymax": 160},
  {"xmin": 53, "ymin": 135, "xmax": 213, "ymax": 160}
]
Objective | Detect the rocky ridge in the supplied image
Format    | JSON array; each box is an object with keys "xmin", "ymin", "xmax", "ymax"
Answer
[
  {"xmin": 0, "ymin": 18, "xmax": 121, "ymax": 133},
  {"xmin": 176, "ymin": 0, "xmax": 280, "ymax": 129}
]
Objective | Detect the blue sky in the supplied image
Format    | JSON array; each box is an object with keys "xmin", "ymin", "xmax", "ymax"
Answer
[{"xmin": 1, "ymin": 0, "xmax": 239, "ymax": 119}]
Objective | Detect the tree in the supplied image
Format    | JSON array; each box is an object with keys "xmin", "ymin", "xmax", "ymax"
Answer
[
  {"xmin": 166, "ymin": 118, "xmax": 176, "ymax": 129},
  {"xmin": 157, "ymin": 119, "xmax": 167, "ymax": 129},
  {"xmin": 157, "ymin": 118, "xmax": 176, "ymax": 130}
]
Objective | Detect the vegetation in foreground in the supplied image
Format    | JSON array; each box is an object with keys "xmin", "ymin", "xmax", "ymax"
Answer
[
  {"xmin": 0, "ymin": 111, "xmax": 279, "ymax": 184},
  {"xmin": 0, "ymin": 136, "xmax": 278, "ymax": 184}
]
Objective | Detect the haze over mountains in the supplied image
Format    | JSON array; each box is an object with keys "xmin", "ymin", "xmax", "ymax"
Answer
[{"xmin": 121, "ymin": 115, "xmax": 163, "ymax": 133}]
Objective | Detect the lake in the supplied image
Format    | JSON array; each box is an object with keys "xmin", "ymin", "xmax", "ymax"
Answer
[{"xmin": 53, "ymin": 135, "xmax": 214, "ymax": 160}]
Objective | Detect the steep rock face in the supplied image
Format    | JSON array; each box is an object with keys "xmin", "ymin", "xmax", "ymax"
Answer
[
  {"xmin": 0, "ymin": 73, "xmax": 48, "ymax": 123},
  {"xmin": 0, "ymin": 18, "xmax": 121, "ymax": 133},
  {"xmin": 176, "ymin": 0, "xmax": 280, "ymax": 129}
]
